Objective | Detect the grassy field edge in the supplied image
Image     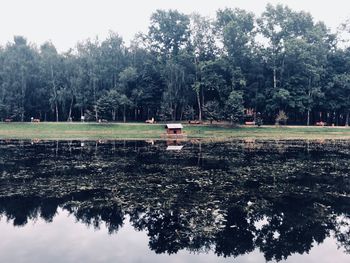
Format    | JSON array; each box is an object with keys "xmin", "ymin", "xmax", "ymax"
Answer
[{"xmin": 1, "ymin": 122, "xmax": 350, "ymax": 140}]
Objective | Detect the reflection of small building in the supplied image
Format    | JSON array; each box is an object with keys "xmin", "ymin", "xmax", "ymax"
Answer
[
  {"xmin": 166, "ymin": 145, "xmax": 184, "ymax": 151},
  {"xmin": 166, "ymin": 124, "xmax": 183, "ymax": 135},
  {"xmin": 166, "ymin": 139, "xmax": 184, "ymax": 151}
]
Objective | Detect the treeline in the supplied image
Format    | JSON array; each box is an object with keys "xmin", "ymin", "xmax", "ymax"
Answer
[{"xmin": 1, "ymin": 4, "xmax": 350, "ymax": 125}]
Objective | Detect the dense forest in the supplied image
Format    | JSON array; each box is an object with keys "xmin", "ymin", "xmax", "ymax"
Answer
[{"xmin": 1, "ymin": 4, "xmax": 350, "ymax": 125}]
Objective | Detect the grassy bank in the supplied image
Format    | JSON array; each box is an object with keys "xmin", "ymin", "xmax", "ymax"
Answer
[{"xmin": 1, "ymin": 122, "xmax": 350, "ymax": 140}]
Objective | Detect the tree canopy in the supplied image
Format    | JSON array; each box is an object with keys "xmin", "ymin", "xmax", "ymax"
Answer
[{"xmin": 0, "ymin": 4, "xmax": 349, "ymax": 125}]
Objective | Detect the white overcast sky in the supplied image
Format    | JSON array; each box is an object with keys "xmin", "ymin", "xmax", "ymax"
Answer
[{"xmin": 1, "ymin": 0, "xmax": 350, "ymax": 51}]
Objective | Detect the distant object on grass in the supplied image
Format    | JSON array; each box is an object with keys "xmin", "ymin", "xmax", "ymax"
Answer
[
  {"xmin": 275, "ymin": 110, "xmax": 288, "ymax": 125},
  {"xmin": 166, "ymin": 123, "xmax": 183, "ymax": 135},
  {"xmin": 30, "ymin": 117, "xmax": 40, "ymax": 122},
  {"xmin": 145, "ymin": 117, "xmax": 156, "ymax": 124},
  {"xmin": 4, "ymin": 119, "xmax": 12, "ymax": 123},
  {"xmin": 245, "ymin": 121, "xmax": 255, "ymax": 126},
  {"xmin": 316, "ymin": 121, "xmax": 326, "ymax": 126},
  {"xmin": 188, "ymin": 120, "xmax": 202, "ymax": 125}
]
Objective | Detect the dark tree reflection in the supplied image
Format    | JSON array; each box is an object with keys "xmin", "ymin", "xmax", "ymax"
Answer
[
  {"xmin": 215, "ymin": 206, "xmax": 255, "ymax": 257},
  {"xmin": 0, "ymin": 139, "xmax": 349, "ymax": 261},
  {"xmin": 0, "ymin": 197, "xmax": 59, "ymax": 226}
]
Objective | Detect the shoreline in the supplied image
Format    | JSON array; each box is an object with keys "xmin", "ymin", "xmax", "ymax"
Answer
[{"xmin": 1, "ymin": 122, "xmax": 350, "ymax": 141}]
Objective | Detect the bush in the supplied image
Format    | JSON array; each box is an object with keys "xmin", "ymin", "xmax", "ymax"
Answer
[
  {"xmin": 203, "ymin": 101, "xmax": 222, "ymax": 124},
  {"xmin": 255, "ymin": 112, "xmax": 263, "ymax": 127},
  {"xmin": 183, "ymin": 106, "xmax": 195, "ymax": 121},
  {"xmin": 225, "ymin": 91, "xmax": 244, "ymax": 124},
  {"xmin": 275, "ymin": 110, "xmax": 288, "ymax": 125}
]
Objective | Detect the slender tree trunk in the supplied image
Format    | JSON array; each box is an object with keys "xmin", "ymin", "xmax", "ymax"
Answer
[
  {"xmin": 50, "ymin": 65, "xmax": 58, "ymax": 122},
  {"xmin": 21, "ymin": 70, "xmax": 26, "ymax": 122},
  {"xmin": 197, "ymin": 92, "xmax": 202, "ymax": 121},
  {"xmin": 92, "ymin": 75, "xmax": 98, "ymax": 122},
  {"xmin": 180, "ymin": 106, "xmax": 184, "ymax": 121},
  {"xmin": 123, "ymin": 105, "xmax": 126, "ymax": 123},
  {"xmin": 67, "ymin": 95, "xmax": 74, "ymax": 121},
  {"xmin": 94, "ymin": 105, "xmax": 98, "ymax": 122},
  {"xmin": 336, "ymin": 112, "xmax": 339, "ymax": 126},
  {"xmin": 201, "ymin": 88, "xmax": 204, "ymax": 113},
  {"xmin": 280, "ymin": 56, "xmax": 285, "ymax": 87},
  {"xmin": 194, "ymin": 57, "xmax": 202, "ymax": 122},
  {"xmin": 307, "ymin": 78, "xmax": 312, "ymax": 126},
  {"xmin": 273, "ymin": 45, "xmax": 277, "ymax": 90},
  {"xmin": 93, "ymin": 79, "xmax": 98, "ymax": 121},
  {"xmin": 112, "ymin": 109, "xmax": 116, "ymax": 121},
  {"xmin": 55, "ymin": 102, "xmax": 59, "ymax": 122},
  {"xmin": 346, "ymin": 111, "xmax": 349, "ymax": 127}
]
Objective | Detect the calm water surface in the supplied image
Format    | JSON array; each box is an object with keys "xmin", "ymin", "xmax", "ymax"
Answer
[{"xmin": 0, "ymin": 139, "xmax": 349, "ymax": 262}]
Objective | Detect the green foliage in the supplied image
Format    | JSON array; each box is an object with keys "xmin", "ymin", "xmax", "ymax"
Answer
[
  {"xmin": 183, "ymin": 105, "xmax": 195, "ymax": 120},
  {"xmin": 97, "ymin": 89, "xmax": 122, "ymax": 121},
  {"xmin": 203, "ymin": 101, "xmax": 222, "ymax": 123},
  {"xmin": 149, "ymin": 9, "xmax": 190, "ymax": 56},
  {"xmin": 158, "ymin": 101, "xmax": 173, "ymax": 122},
  {"xmin": 0, "ymin": 5, "xmax": 348, "ymax": 125},
  {"xmin": 275, "ymin": 110, "xmax": 288, "ymax": 125},
  {"xmin": 272, "ymin": 88, "xmax": 292, "ymax": 111},
  {"xmin": 255, "ymin": 112, "xmax": 263, "ymax": 127},
  {"xmin": 225, "ymin": 91, "xmax": 244, "ymax": 124}
]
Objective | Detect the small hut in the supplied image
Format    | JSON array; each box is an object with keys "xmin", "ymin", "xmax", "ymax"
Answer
[{"xmin": 165, "ymin": 124, "xmax": 183, "ymax": 135}]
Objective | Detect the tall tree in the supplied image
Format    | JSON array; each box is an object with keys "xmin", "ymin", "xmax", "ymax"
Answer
[
  {"xmin": 190, "ymin": 13, "xmax": 217, "ymax": 121},
  {"xmin": 40, "ymin": 42, "xmax": 63, "ymax": 122},
  {"xmin": 149, "ymin": 10, "xmax": 190, "ymax": 57}
]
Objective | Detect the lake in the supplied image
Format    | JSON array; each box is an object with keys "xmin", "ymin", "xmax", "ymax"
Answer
[{"xmin": 0, "ymin": 139, "xmax": 349, "ymax": 263}]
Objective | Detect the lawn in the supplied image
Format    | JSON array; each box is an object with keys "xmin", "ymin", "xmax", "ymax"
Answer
[{"xmin": 1, "ymin": 122, "xmax": 350, "ymax": 140}]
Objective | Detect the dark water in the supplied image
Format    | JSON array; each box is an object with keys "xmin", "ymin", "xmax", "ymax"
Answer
[{"xmin": 0, "ymin": 139, "xmax": 349, "ymax": 263}]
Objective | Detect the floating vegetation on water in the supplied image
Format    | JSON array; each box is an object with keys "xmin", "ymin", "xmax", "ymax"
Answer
[{"xmin": 0, "ymin": 140, "xmax": 349, "ymax": 261}]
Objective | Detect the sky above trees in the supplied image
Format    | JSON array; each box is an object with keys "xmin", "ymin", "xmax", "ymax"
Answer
[{"xmin": 1, "ymin": 0, "xmax": 350, "ymax": 51}]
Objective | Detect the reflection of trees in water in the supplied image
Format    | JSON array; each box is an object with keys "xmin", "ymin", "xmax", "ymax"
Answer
[
  {"xmin": 0, "ymin": 197, "xmax": 59, "ymax": 226},
  {"xmin": 63, "ymin": 199, "xmax": 124, "ymax": 234},
  {"xmin": 0, "ymin": 140, "xmax": 349, "ymax": 261},
  {"xmin": 253, "ymin": 197, "xmax": 335, "ymax": 261},
  {"xmin": 0, "ymin": 190, "xmax": 124, "ymax": 234}
]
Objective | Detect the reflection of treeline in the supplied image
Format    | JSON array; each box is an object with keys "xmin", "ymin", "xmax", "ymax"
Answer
[
  {"xmin": 0, "ymin": 190, "xmax": 124, "ymax": 234},
  {"xmin": 0, "ymin": 193, "xmax": 348, "ymax": 261},
  {"xmin": 0, "ymin": 140, "xmax": 349, "ymax": 261}
]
